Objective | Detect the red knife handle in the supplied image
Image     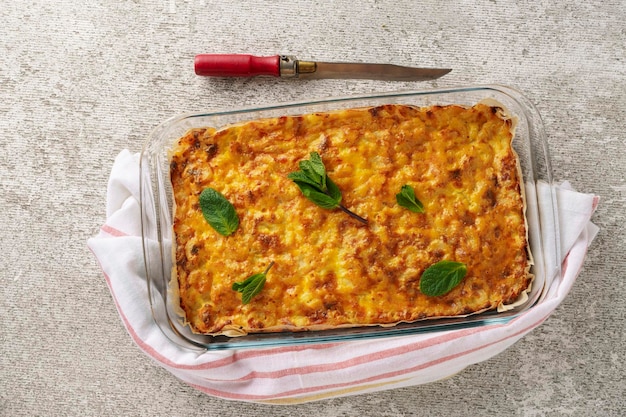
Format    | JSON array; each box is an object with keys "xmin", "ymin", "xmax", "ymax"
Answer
[{"xmin": 194, "ymin": 54, "xmax": 280, "ymax": 77}]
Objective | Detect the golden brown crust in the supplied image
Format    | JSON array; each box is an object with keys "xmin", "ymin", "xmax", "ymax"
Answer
[{"xmin": 170, "ymin": 104, "xmax": 532, "ymax": 335}]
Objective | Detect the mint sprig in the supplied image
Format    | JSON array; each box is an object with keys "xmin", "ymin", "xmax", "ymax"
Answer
[
  {"xmin": 419, "ymin": 260, "xmax": 467, "ymax": 297},
  {"xmin": 199, "ymin": 187, "xmax": 239, "ymax": 236},
  {"xmin": 396, "ymin": 184, "xmax": 424, "ymax": 213},
  {"xmin": 232, "ymin": 261, "xmax": 275, "ymax": 304},
  {"xmin": 288, "ymin": 152, "xmax": 367, "ymax": 224}
]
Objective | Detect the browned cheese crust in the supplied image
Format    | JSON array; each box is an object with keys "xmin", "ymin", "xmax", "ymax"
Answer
[{"xmin": 169, "ymin": 104, "xmax": 532, "ymax": 335}]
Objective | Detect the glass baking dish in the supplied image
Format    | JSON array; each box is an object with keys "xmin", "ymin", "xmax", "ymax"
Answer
[{"xmin": 140, "ymin": 85, "xmax": 560, "ymax": 351}]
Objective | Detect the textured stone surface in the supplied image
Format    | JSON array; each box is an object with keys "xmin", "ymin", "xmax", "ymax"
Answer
[{"xmin": 1, "ymin": 1, "xmax": 624, "ymax": 415}]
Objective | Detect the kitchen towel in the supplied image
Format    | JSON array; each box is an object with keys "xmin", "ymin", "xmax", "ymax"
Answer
[{"xmin": 88, "ymin": 150, "xmax": 599, "ymax": 404}]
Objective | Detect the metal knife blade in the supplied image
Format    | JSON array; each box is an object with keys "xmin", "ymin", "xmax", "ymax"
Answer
[
  {"xmin": 194, "ymin": 54, "xmax": 451, "ymax": 81},
  {"xmin": 297, "ymin": 61, "xmax": 451, "ymax": 81}
]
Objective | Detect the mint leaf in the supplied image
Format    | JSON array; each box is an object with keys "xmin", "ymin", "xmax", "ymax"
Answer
[
  {"xmin": 293, "ymin": 182, "xmax": 340, "ymax": 209},
  {"xmin": 396, "ymin": 184, "xmax": 424, "ymax": 213},
  {"xmin": 308, "ymin": 152, "xmax": 326, "ymax": 177},
  {"xmin": 295, "ymin": 152, "xmax": 329, "ymax": 192},
  {"xmin": 232, "ymin": 261, "xmax": 274, "ymax": 304},
  {"xmin": 239, "ymin": 273, "xmax": 266, "ymax": 304},
  {"xmin": 294, "ymin": 152, "xmax": 327, "ymax": 191},
  {"xmin": 287, "ymin": 171, "xmax": 324, "ymax": 190},
  {"xmin": 308, "ymin": 152, "xmax": 327, "ymax": 189},
  {"xmin": 419, "ymin": 260, "xmax": 467, "ymax": 296},
  {"xmin": 289, "ymin": 152, "xmax": 366, "ymax": 224},
  {"xmin": 326, "ymin": 176, "xmax": 342, "ymax": 202},
  {"xmin": 298, "ymin": 160, "xmax": 322, "ymax": 187},
  {"xmin": 199, "ymin": 188, "xmax": 239, "ymax": 236}
]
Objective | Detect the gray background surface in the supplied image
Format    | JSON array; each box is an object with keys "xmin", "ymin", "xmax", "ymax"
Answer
[{"xmin": 1, "ymin": 1, "xmax": 624, "ymax": 416}]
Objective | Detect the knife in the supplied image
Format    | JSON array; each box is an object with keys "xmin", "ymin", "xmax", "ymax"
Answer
[{"xmin": 194, "ymin": 54, "xmax": 451, "ymax": 81}]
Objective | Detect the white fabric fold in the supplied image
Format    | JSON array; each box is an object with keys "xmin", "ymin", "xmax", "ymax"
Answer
[{"xmin": 88, "ymin": 150, "xmax": 599, "ymax": 404}]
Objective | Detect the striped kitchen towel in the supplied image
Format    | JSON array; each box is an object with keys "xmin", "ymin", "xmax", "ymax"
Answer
[{"xmin": 88, "ymin": 150, "xmax": 599, "ymax": 404}]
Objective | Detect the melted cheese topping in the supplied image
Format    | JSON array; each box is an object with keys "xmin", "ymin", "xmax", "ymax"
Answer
[{"xmin": 170, "ymin": 104, "xmax": 531, "ymax": 335}]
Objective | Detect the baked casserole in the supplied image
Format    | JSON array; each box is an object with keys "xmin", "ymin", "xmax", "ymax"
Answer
[{"xmin": 169, "ymin": 103, "xmax": 532, "ymax": 336}]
